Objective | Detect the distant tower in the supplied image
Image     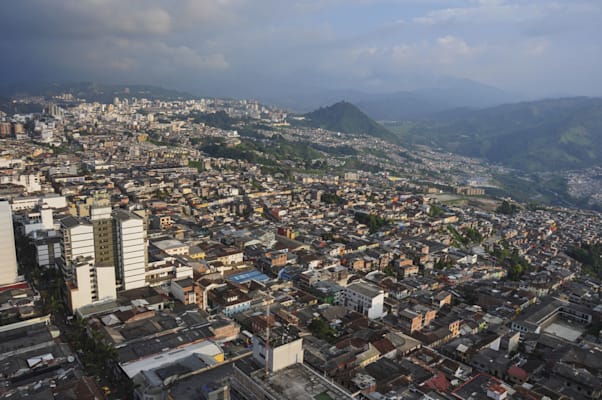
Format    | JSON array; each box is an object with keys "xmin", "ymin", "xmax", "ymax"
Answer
[{"xmin": 0, "ymin": 201, "xmax": 19, "ymax": 285}]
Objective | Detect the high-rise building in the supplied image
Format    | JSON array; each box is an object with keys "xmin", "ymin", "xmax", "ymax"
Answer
[
  {"xmin": 59, "ymin": 216, "xmax": 95, "ymax": 279},
  {"xmin": 89, "ymin": 195, "xmax": 115, "ymax": 269},
  {"xmin": 60, "ymin": 215, "xmax": 117, "ymax": 312},
  {"xmin": 0, "ymin": 201, "xmax": 19, "ymax": 285},
  {"xmin": 113, "ymin": 210, "xmax": 146, "ymax": 290}
]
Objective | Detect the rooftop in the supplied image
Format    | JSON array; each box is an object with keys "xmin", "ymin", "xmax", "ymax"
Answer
[
  {"xmin": 346, "ymin": 280, "xmax": 383, "ymax": 298},
  {"xmin": 237, "ymin": 359, "xmax": 354, "ymax": 400}
]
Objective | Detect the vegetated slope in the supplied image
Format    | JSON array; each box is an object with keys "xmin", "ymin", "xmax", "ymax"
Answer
[
  {"xmin": 399, "ymin": 97, "xmax": 602, "ymax": 171},
  {"xmin": 302, "ymin": 101, "xmax": 399, "ymax": 144}
]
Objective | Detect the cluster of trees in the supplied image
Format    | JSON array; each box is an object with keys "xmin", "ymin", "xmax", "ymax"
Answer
[
  {"xmin": 462, "ymin": 227, "xmax": 483, "ymax": 244},
  {"xmin": 200, "ymin": 141, "xmax": 277, "ymax": 166},
  {"xmin": 188, "ymin": 110, "xmax": 243, "ymax": 130},
  {"xmin": 491, "ymin": 241, "xmax": 534, "ymax": 280},
  {"xmin": 68, "ymin": 318, "xmax": 117, "ymax": 377},
  {"xmin": 447, "ymin": 226, "xmax": 482, "ymax": 247},
  {"xmin": 321, "ymin": 192, "xmax": 345, "ymax": 205},
  {"xmin": 566, "ymin": 242, "xmax": 602, "ymax": 279},
  {"xmin": 308, "ymin": 318, "xmax": 337, "ymax": 343},
  {"xmin": 188, "ymin": 160, "xmax": 204, "ymax": 172},
  {"xmin": 310, "ymin": 143, "xmax": 358, "ymax": 156},
  {"xmin": 496, "ymin": 200, "xmax": 519, "ymax": 215},
  {"xmin": 434, "ymin": 257, "xmax": 455, "ymax": 270},
  {"xmin": 354, "ymin": 212, "xmax": 388, "ymax": 233},
  {"xmin": 429, "ymin": 204, "xmax": 445, "ymax": 218}
]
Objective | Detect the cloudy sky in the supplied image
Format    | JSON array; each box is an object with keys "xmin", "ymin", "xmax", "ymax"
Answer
[{"xmin": 1, "ymin": 0, "xmax": 601, "ymax": 98}]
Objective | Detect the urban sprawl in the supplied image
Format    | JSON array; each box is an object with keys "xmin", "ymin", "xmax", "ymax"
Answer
[{"xmin": 0, "ymin": 94, "xmax": 601, "ymax": 400}]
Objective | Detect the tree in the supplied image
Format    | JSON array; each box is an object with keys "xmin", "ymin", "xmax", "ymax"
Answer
[
  {"xmin": 429, "ymin": 204, "xmax": 445, "ymax": 218},
  {"xmin": 496, "ymin": 200, "xmax": 518, "ymax": 215},
  {"xmin": 354, "ymin": 212, "xmax": 388, "ymax": 233},
  {"xmin": 383, "ymin": 263, "xmax": 396, "ymax": 277},
  {"xmin": 566, "ymin": 242, "xmax": 602, "ymax": 279},
  {"xmin": 462, "ymin": 227, "xmax": 483, "ymax": 244},
  {"xmin": 44, "ymin": 295, "xmax": 64, "ymax": 315},
  {"xmin": 508, "ymin": 264, "xmax": 524, "ymax": 280},
  {"xmin": 308, "ymin": 318, "xmax": 336, "ymax": 342}
]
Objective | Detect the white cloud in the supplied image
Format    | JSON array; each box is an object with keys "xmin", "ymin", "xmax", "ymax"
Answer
[{"xmin": 0, "ymin": 0, "xmax": 601, "ymax": 97}]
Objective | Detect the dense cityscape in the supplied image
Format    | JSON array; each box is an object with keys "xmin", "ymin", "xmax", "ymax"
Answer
[{"xmin": 0, "ymin": 92, "xmax": 601, "ymax": 400}]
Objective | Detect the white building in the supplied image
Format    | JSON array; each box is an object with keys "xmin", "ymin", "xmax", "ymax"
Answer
[
  {"xmin": 59, "ymin": 216, "xmax": 95, "ymax": 277},
  {"xmin": 11, "ymin": 194, "xmax": 67, "ymax": 211},
  {"xmin": 15, "ymin": 207, "xmax": 55, "ymax": 235},
  {"xmin": 152, "ymin": 239, "xmax": 189, "ymax": 256},
  {"xmin": 33, "ymin": 231, "xmax": 62, "ymax": 268},
  {"xmin": 252, "ymin": 327, "xmax": 304, "ymax": 373},
  {"xmin": 113, "ymin": 210, "xmax": 147, "ymax": 290},
  {"xmin": 60, "ymin": 216, "xmax": 117, "ymax": 312},
  {"xmin": 145, "ymin": 257, "xmax": 193, "ymax": 287},
  {"xmin": 344, "ymin": 280, "xmax": 385, "ymax": 319},
  {"xmin": 0, "ymin": 201, "xmax": 18, "ymax": 285},
  {"xmin": 0, "ymin": 173, "xmax": 41, "ymax": 193},
  {"xmin": 67, "ymin": 256, "xmax": 117, "ymax": 312}
]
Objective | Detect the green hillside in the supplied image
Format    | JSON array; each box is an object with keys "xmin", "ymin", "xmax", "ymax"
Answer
[
  {"xmin": 302, "ymin": 101, "xmax": 399, "ymax": 144},
  {"xmin": 395, "ymin": 97, "xmax": 602, "ymax": 171}
]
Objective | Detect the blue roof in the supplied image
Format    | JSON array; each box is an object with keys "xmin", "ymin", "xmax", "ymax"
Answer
[{"xmin": 227, "ymin": 269, "xmax": 270, "ymax": 284}]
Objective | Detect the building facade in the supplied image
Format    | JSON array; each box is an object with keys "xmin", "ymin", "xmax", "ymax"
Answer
[
  {"xmin": 0, "ymin": 201, "xmax": 19, "ymax": 285},
  {"xmin": 344, "ymin": 280, "xmax": 385, "ymax": 319},
  {"xmin": 113, "ymin": 210, "xmax": 147, "ymax": 290}
]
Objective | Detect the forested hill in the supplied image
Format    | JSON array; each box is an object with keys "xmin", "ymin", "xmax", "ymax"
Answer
[
  {"xmin": 302, "ymin": 101, "xmax": 399, "ymax": 144},
  {"xmin": 395, "ymin": 97, "xmax": 602, "ymax": 171}
]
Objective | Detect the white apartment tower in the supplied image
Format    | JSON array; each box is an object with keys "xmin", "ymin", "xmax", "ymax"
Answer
[
  {"xmin": 60, "ymin": 216, "xmax": 117, "ymax": 312},
  {"xmin": 59, "ymin": 216, "xmax": 95, "ymax": 278},
  {"xmin": 113, "ymin": 210, "xmax": 147, "ymax": 290},
  {"xmin": 0, "ymin": 201, "xmax": 19, "ymax": 285}
]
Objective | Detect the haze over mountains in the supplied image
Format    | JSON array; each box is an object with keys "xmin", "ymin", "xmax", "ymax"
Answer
[{"xmin": 260, "ymin": 77, "xmax": 519, "ymax": 118}]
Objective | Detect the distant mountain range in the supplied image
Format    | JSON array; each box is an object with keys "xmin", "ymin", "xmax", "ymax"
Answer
[
  {"xmin": 394, "ymin": 97, "xmax": 602, "ymax": 172},
  {"xmin": 0, "ymin": 82, "xmax": 197, "ymax": 103},
  {"xmin": 300, "ymin": 101, "xmax": 399, "ymax": 144},
  {"xmin": 356, "ymin": 78, "xmax": 518, "ymax": 121},
  {"xmin": 260, "ymin": 77, "xmax": 519, "ymax": 119}
]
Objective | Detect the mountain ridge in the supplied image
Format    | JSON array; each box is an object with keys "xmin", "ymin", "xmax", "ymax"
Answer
[
  {"xmin": 301, "ymin": 101, "xmax": 399, "ymax": 144},
  {"xmin": 393, "ymin": 96, "xmax": 602, "ymax": 171}
]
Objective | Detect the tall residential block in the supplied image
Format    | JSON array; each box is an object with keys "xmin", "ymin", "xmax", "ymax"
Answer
[
  {"xmin": 59, "ymin": 216, "xmax": 95, "ymax": 279},
  {"xmin": 113, "ymin": 210, "xmax": 147, "ymax": 290},
  {"xmin": 60, "ymin": 215, "xmax": 116, "ymax": 312},
  {"xmin": 89, "ymin": 198, "xmax": 115, "ymax": 269},
  {"xmin": 0, "ymin": 201, "xmax": 19, "ymax": 285}
]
